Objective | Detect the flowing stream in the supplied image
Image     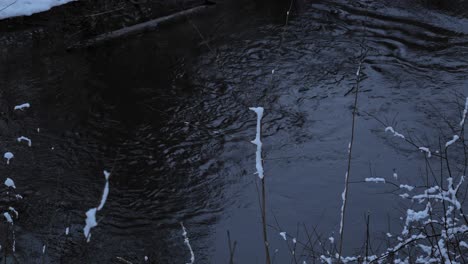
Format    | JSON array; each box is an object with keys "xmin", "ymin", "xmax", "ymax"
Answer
[{"xmin": 0, "ymin": 0, "xmax": 467, "ymax": 263}]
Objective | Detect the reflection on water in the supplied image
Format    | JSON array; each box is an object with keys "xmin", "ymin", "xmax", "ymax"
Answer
[{"xmin": 0, "ymin": 0, "xmax": 467, "ymax": 263}]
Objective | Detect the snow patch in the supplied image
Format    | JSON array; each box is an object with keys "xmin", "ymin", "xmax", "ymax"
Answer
[
  {"xmin": 3, "ymin": 212, "xmax": 13, "ymax": 223},
  {"xmin": 97, "ymin": 170, "xmax": 111, "ymax": 211},
  {"xmin": 365, "ymin": 177, "xmax": 385, "ymax": 183},
  {"xmin": 17, "ymin": 136, "xmax": 32, "ymax": 147},
  {"xmin": 4, "ymin": 152, "xmax": 13, "ymax": 164},
  {"xmin": 83, "ymin": 170, "xmax": 111, "ymax": 242},
  {"xmin": 445, "ymin": 135, "xmax": 459, "ymax": 148},
  {"xmin": 385, "ymin": 127, "xmax": 405, "ymax": 139},
  {"xmin": 0, "ymin": 1, "xmax": 75, "ymax": 20},
  {"xmin": 279, "ymin": 232, "xmax": 287, "ymax": 240},
  {"xmin": 418, "ymin": 147, "xmax": 431, "ymax": 158},
  {"xmin": 13, "ymin": 103, "xmax": 30, "ymax": 110},
  {"xmin": 83, "ymin": 208, "xmax": 97, "ymax": 242},
  {"xmin": 4, "ymin": 178, "xmax": 15, "ymax": 189},
  {"xmin": 400, "ymin": 184, "xmax": 414, "ymax": 191}
]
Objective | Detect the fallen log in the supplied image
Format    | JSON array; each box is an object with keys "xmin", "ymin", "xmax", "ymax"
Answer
[{"xmin": 68, "ymin": 4, "xmax": 212, "ymax": 50}]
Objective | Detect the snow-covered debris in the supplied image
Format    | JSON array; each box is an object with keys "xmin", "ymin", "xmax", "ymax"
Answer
[
  {"xmin": 249, "ymin": 107, "xmax": 265, "ymax": 179},
  {"xmin": 17, "ymin": 136, "xmax": 32, "ymax": 147},
  {"xmin": 365, "ymin": 177, "xmax": 385, "ymax": 183},
  {"xmin": 4, "ymin": 152, "xmax": 13, "ymax": 164},
  {"xmin": 4, "ymin": 178, "xmax": 15, "ymax": 189},
  {"xmin": 13, "ymin": 103, "xmax": 30, "ymax": 110},
  {"xmin": 0, "ymin": 1, "xmax": 75, "ymax": 20},
  {"xmin": 385, "ymin": 127, "xmax": 405, "ymax": 139}
]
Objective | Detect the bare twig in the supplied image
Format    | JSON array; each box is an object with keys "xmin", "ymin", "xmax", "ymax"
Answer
[
  {"xmin": 227, "ymin": 231, "xmax": 237, "ymax": 264},
  {"xmin": 338, "ymin": 56, "xmax": 365, "ymax": 260},
  {"xmin": 0, "ymin": 0, "xmax": 17, "ymax": 13}
]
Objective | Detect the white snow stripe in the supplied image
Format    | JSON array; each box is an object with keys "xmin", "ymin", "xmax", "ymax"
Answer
[
  {"xmin": 13, "ymin": 103, "xmax": 30, "ymax": 110},
  {"xmin": 181, "ymin": 222, "xmax": 195, "ymax": 264},
  {"xmin": 249, "ymin": 107, "xmax": 265, "ymax": 179},
  {"xmin": 83, "ymin": 170, "xmax": 111, "ymax": 241},
  {"xmin": 460, "ymin": 97, "xmax": 468, "ymax": 126},
  {"xmin": 385, "ymin": 126, "xmax": 405, "ymax": 139},
  {"xmin": 445, "ymin": 135, "xmax": 459, "ymax": 148}
]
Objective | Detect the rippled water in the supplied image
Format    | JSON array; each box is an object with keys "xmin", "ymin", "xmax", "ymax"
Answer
[{"xmin": 1, "ymin": 0, "xmax": 468, "ymax": 263}]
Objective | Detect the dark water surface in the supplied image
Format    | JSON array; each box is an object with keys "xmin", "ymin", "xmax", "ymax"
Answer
[{"xmin": 1, "ymin": 0, "xmax": 468, "ymax": 263}]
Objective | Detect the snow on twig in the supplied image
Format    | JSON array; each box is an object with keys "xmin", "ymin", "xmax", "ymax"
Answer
[
  {"xmin": 445, "ymin": 135, "xmax": 459, "ymax": 148},
  {"xmin": 17, "ymin": 136, "xmax": 32, "ymax": 147},
  {"xmin": 460, "ymin": 97, "xmax": 468, "ymax": 126},
  {"xmin": 13, "ymin": 103, "xmax": 30, "ymax": 111},
  {"xmin": 385, "ymin": 126, "xmax": 405, "ymax": 139},
  {"xmin": 83, "ymin": 170, "xmax": 111, "ymax": 242},
  {"xmin": 249, "ymin": 107, "xmax": 265, "ymax": 179},
  {"xmin": 181, "ymin": 222, "xmax": 195, "ymax": 264},
  {"xmin": 365, "ymin": 177, "xmax": 386, "ymax": 183}
]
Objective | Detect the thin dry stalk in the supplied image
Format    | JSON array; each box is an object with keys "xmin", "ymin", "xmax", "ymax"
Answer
[
  {"xmin": 261, "ymin": 177, "xmax": 271, "ymax": 264},
  {"xmin": 338, "ymin": 59, "xmax": 364, "ymax": 260},
  {"xmin": 227, "ymin": 231, "xmax": 237, "ymax": 264}
]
